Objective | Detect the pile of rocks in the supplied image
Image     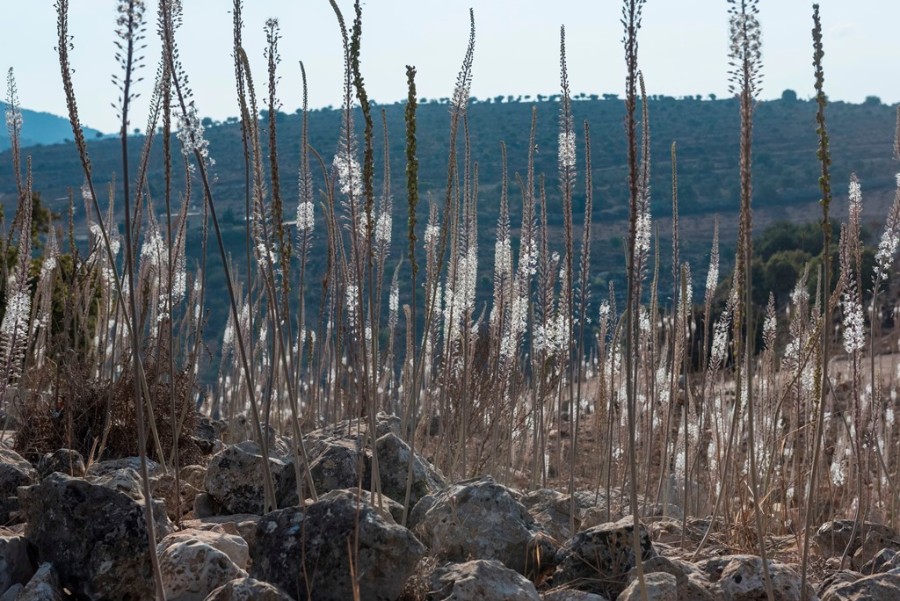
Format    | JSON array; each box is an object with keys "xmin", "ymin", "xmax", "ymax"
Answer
[{"xmin": 0, "ymin": 414, "xmax": 897, "ymax": 599}]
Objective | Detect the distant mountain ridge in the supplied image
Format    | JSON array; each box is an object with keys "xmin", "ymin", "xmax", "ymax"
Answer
[{"xmin": 0, "ymin": 101, "xmax": 103, "ymax": 151}]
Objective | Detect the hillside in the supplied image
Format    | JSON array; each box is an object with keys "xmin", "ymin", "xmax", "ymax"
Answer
[
  {"xmin": 1, "ymin": 95, "xmax": 895, "ymax": 226},
  {"xmin": 0, "ymin": 101, "xmax": 104, "ymax": 151},
  {"xmin": 1, "ymin": 95, "xmax": 896, "ymax": 365}
]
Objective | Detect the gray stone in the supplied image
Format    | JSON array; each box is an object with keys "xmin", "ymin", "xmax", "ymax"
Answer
[
  {"xmin": 521, "ymin": 489, "xmax": 583, "ymax": 543},
  {"xmin": 410, "ymin": 476, "xmax": 556, "ymax": 580},
  {"xmin": 625, "ymin": 555, "xmax": 716, "ymax": 600},
  {"xmin": 541, "ymin": 588, "xmax": 610, "ymax": 601},
  {"xmin": 85, "ymin": 456, "xmax": 163, "ymax": 479},
  {"xmin": 0, "ymin": 535, "xmax": 33, "ymax": 595},
  {"xmin": 821, "ymin": 571, "xmax": 900, "ymax": 600},
  {"xmin": 427, "ymin": 559, "xmax": 540, "ymax": 600},
  {"xmin": 204, "ymin": 441, "xmax": 299, "ymax": 515},
  {"xmin": 204, "ymin": 577, "xmax": 293, "ymax": 600},
  {"xmin": 813, "ymin": 520, "xmax": 897, "ymax": 562},
  {"xmin": 696, "ymin": 554, "xmax": 813, "ymax": 601},
  {"xmin": 15, "ymin": 563, "xmax": 64, "ymax": 601},
  {"xmin": 158, "ymin": 528, "xmax": 250, "ymax": 571},
  {"xmin": 0, "ymin": 449, "xmax": 36, "ymax": 524},
  {"xmin": 36, "ymin": 449, "xmax": 85, "ymax": 479},
  {"xmin": 618, "ymin": 572, "xmax": 678, "ymax": 601},
  {"xmin": 19, "ymin": 471, "xmax": 171, "ymax": 600},
  {"xmin": 158, "ymin": 537, "xmax": 248, "ymax": 601},
  {"xmin": 552, "ymin": 516, "xmax": 656, "ymax": 599},
  {"xmin": 153, "ymin": 472, "xmax": 202, "ymax": 521},
  {"xmin": 374, "ymin": 432, "xmax": 446, "ymax": 509},
  {"xmin": 251, "ymin": 489, "xmax": 424, "ymax": 601},
  {"xmin": 307, "ymin": 437, "xmax": 370, "ymax": 495}
]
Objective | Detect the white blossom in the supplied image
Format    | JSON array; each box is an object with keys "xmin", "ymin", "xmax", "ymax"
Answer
[
  {"xmin": 424, "ymin": 224, "xmax": 441, "ymax": 250},
  {"xmin": 375, "ymin": 211, "xmax": 391, "ymax": 246},
  {"xmin": 389, "ymin": 285, "xmax": 399, "ymax": 314},
  {"xmin": 558, "ymin": 130, "xmax": 576, "ymax": 172},
  {"xmin": 494, "ymin": 237, "xmax": 512, "ymax": 278},
  {"xmin": 296, "ymin": 201, "xmax": 315, "ymax": 233},
  {"xmin": 842, "ymin": 286, "xmax": 865, "ymax": 354},
  {"xmin": 177, "ymin": 102, "xmax": 214, "ymax": 167},
  {"xmin": 635, "ymin": 209, "xmax": 652, "ymax": 257},
  {"xmin": 333, "ymin": 150, "xmax": 362, "ymax": 198}
]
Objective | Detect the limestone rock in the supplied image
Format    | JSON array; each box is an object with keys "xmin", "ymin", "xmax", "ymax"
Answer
[
  {"xmin": 85, "ymin": 456, "xmax": 163, "ymax": 479},
  {"xmin": 861, "ymin": 548, "xmax": 900, "ymax": 575},
  {"xmin": 36, "ymin": 449, "xmax": 85, "ymax": 479},
  {"xmin": 153, "ymin": 472, "xmax": 202, "ymax": 521},
  {"xmin": 552, "ymin": 516, "xmax": 656, "ymax": 599},
  {"xmin": 19, "ymin": 471, "xmax": 171, "ymax": 599},
  {"xmin": 180, "ymin": 464, "xmax": 208, "ymax": 491},
  {"xmin": 0, "ymin": 449, "xmax": 37, "ymax": 524},
  {"xmin": 158, "ymin": 537, "xmax": 248, "ymax": 601},
  {"xmin": 625, "ymin": 555, "xmax": 716, "ymax": 600},
  {"xmin": 204, "ymin": 441, "xmax": 298, "ymax": 515},
  {"xmin": 305, "ymin": 412, "xmax": 401, "ymax": 443},
  {"xmin": 618, "ymin": 572, "xmax": 678, "ymax": 601},
  {"xmin": 813, "ymin": 520, "xmax": 896, "ymax": 562},
  {"xmin": 427, "ymin": 559, "xmax": 541, "ymax": 601},
  {"xmin": 521, "ymin": 489, "xmax": 583, "ymax": 543},
  {"xmin": 319, "ymin": 488, "xmax": 405, "ymax": 524},
  {"xmin": 821, "ymin": 571, "xmax": 900, "ymax": 600},
  {"xmin": 204, "ymin": 577, "xmax": 293, "ymax": 600},
  {"xmin": 159, "ymin": 528, "xmax": 249, "ymax": 572},
  {"xmin": 14, "ymin": 563, "xmax": 64, "ymax": 601},
  {"xmin": 0, "ymin": 535, "xmax": 33, "ymax": 595},
  {"xmin": 541, "ymin": 589, "xmax": 610, "ymax": 601},
  {"xmin": 181, "ymin": 516, "xmax": 260, "ymax": 560},
  {"xmin": 410, "ymin": 476, "xmax": 555, "ymax": 579},
  {"xmin": 251, "ymin": 489, "xmax": 425, "ymax": 601},
  {"xmin": 307, "ymin": 437, "xmax": 370, "ymax": 495},
  {"xmin": 696, "ymin": 554, "xmax": 814, "ymax": 601},
  {"xmin": 374, "ymin": 432, "xmax": 446, "ymax": 508}
]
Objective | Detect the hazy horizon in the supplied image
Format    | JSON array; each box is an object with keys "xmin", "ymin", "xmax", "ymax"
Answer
[{"xmin": 3, "ymin": 1, "xmax": 899, "ymax": 134}]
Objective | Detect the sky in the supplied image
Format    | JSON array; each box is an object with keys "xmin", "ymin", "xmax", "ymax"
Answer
[{"xmin": 2, "ymin": 1, "xmax": 899, "ymax": 134}]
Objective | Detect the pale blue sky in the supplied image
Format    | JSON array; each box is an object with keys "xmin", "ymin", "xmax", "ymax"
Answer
[{"xmin": 3, "ymin": 1, "xmax": 898, "ymax": 134}]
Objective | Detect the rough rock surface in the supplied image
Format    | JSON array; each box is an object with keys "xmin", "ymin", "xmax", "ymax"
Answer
[
  {"xmin": 541, "ymin": 589, "xmax": 610, "ymax": 601},
  {"xmin": 821, "ymin": 570, "xmax": 900, "ymax": 600},
  {"xmin": 318, "ymin": 488, "xmax": 405, "ymax": 524},
  {"xmin": 153, "ymin": 472, "xmax": 203, "ymax": 521},
  {"xmin": 14, "ymin": 563, "xmax": 64, "ymax": 601},
  {"xmin": 552, "ymin": 516, "xmax": 656, "ymax": 599},
  {"xmin": 0, "ymin": 535, "xmax": 33, "ymax": 595},
  {"xmin": 204, "ymin": 441, "xmax": 298, "ymax": 515},
  {"xmin": 426, "ymin": 559, "xmax": 540, "ymax": 601},
  {"xmin": 410, "ymin": 476, "xmax": 555, "ymax": 579},
  {"xmin": 158, "ymin": 537, "xmax": 248, "ymax": 601},
  {"xmin": 695, "ymin": 554, "xmax": 813, "ymax": 601},
  {"xmin": 625, "ymin": 555, "xmax": 716, "ymax": 600},
  {"xmin": 204, "ymin": 577, "xmax": 293, "ymax": 600},
  {"xmin": 520, "ymin": 489, "xmax": 585, "ymax": 543},
  {"xmin": 19, "ymin": 471, "xmax": 171, "ymax": 600},
  {"xmin": 305, "ymin": 412, "xmax": 401, "ymax": 442},
  {"xmin": 813, "ymin": 520, "xmax": 897, "ymax": 563},
  {"xmin": 861, "ymin": 548, "xmax": 900, "ymax": 575},
  {"xmin": 0, "ymin": 448, "xmax": 37, "ymax": 524},
  {"xmin": 251, "ymin": 489, "xmax": 424, "ymax": 601},
  {"xmin": 36, "ymin": 449, "xmax": 85, "ymax": 479},
  {"xmin": 85, "ymin": 456, "xmax": 163, "ymax": 479},
  {"xmin": 158, "ymin": 528, "xmax": 250, "ymax": 571},
  {"xmin": 307, "ymin": 437, "xmax": 370, "ymax": 495},
  {"xmin": 374, "ymin": 432, "xmax": 446, "ymax": 508},
  {"xmin": 618, "ymin": 572, "xmax": 678, "ymax": 601}
]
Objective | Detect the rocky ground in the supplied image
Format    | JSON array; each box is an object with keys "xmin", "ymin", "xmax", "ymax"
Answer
[{"xmin": 0, "ymin": 412, "xmax": 897, "ymax": 600}]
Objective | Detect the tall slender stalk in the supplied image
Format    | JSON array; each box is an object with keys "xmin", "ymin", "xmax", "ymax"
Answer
[
  {"xmin": 801, "ymin": 7, "xmax": 833, "ymax": 597},
  {"xmin": 622, "ymin": 1, "xmax": 649, "ymax": 598}
]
